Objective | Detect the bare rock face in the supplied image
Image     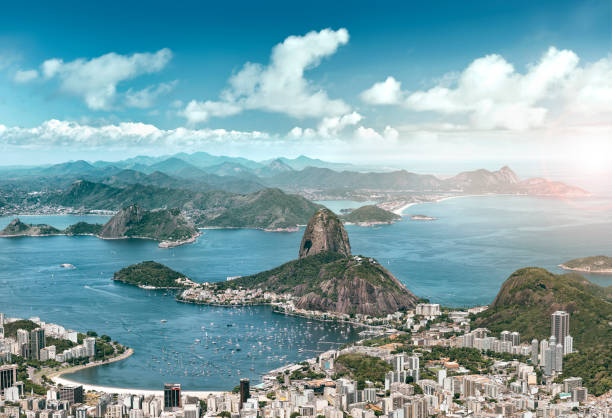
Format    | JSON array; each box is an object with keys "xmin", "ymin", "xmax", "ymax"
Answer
[
  {"xmin": 99, "ymin": 204, "xmax": 144, "ymax": 238},
  {"xmin": 299, "ymin": 208, "xmax": 351, "ymax": 259}
]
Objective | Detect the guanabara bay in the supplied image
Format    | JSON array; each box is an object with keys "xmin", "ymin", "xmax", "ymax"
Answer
[{"xmin": 1, "ymin": 2, "xmax": 611, "ymax": 417}]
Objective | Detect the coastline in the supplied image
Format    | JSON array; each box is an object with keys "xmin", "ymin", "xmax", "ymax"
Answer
[
  {"xmin": 49, "ymin": 348, "xmax": 223, "ymax": 398},
  {"xmin": 558, "ymin": 264, "xmax": 612, "ymax": 275}
]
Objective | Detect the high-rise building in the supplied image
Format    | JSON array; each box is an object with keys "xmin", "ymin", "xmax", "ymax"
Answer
[
  {"xmin": 544, "ymin": 347, "xmax": 553, "ymax": 376},
  {"xmin": 0, "ymin": 364, "xmax": 18, "ymax": 392},
  {"xmin": 59, "ymin": 385, "xmax": 83, "ymax": 404},
  {"xmin": 563, "ymin": 377, "xmax": 582, "ymax": 393},
  {"xmin": 563, "ymin": 335, "xmax": 573, "ymax": 355},
  {"xmin": 392, "ymin": 354, "xmax": 405, "ymax": 372},
  {"xmin": 29, "ymin": 328, "xmax": 46, "ymax": 361},
  {"xmin": 164, "ymin": 384, "xmax": 181, "ymax": 410},
  {"xmin": 572, "ymin": 387, "xmax": 588, "ymax": 403},
  {"xmin": 555, "ymin": 344, "xmax": 563, "ymax": 372},
  {"xmin": 500, "ymin": 330, "xmax": 511, "ymax": 342},
  {"xmin": 539, "ymin": 339, "xmax": 549, "ymax": 366},
  {"xmin": 0, "ymin": 313, "xmax": 4, "ymax": 326},
  {"xmin": 551, "ymin": 311, "xmax": 569, "ymax": 347},
  {"xmin": 239, "ymin": 378, "xmax": 250, "ymax": 408},
  {"xmin": 531, "ymin": 339, "xmax": 538, "ymax": 365},
  {"xmin": 510, "ymin": 331, "xmax": 520, "ymax": 346},
  {"xmin": 84, "ymin": 337, "xmax": 96, "ymax": 357}
]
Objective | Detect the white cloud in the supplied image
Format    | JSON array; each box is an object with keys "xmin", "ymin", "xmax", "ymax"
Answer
[
  {"xmin": 182, "ymin": 100, "xmax": 242, "ymax": 124},
  {"xmin": 13, "ymin": 69, "xmax": 39, "ymax": 83},
  {"xmin": 125, "ymin": 80, "xmax": 177, "ymax": 108},
  {"xmin": 405, "ymin": 47, "xmax": 580, "ymax": 130},
  {"xmin": 184, "ymin": 28, "xmax": 350, "ymax": 123},
  {"xmin": 0, "ymin": 119, "xmax": 271, "ymax": 148},
  {"xmin": 354, "ymin": 125, "xmax": 399, "ymax": 142},
  {"xmin": 37, "ymin": 48, "xmax": 172, "ymax": 110},
  {"xmin": 360, "ymin": 76, "xmax": 403, "ymax": 105},
  {"xmin": 316, "ymin": 112, "xmax": 363, "ymax": 137},
  {"xmin": 362, "ymin": 47, "xmax": 611, "ymax": 131},
  {"xmin": 287, "ymin": 111, "xmax": 362, "ymax": 139}
]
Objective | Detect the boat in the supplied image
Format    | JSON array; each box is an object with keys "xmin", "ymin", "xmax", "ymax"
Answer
[{"xmin": 160, "ymin": 319, "xmax": 167, "ymax": 323}]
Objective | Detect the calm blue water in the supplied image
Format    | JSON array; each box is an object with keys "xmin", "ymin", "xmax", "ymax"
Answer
[{"xmin": 1, "ymin": 195, "xmax": 612, "ymax": 390}]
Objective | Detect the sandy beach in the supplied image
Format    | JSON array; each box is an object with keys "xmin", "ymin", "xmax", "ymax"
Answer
[{"xmin": 48, "ymin": 348, "xmax": 225, "ymax": 398}]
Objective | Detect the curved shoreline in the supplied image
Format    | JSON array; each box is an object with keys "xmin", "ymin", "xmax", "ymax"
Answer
[
  {"xmin": 558, "ymin": 264, "xmax": 612, "ymax": 275},
  {"xmin": 48, "ymin": 348, "xmax": 222, "ymax": 397},
  {"xmin": 49, "ymin": 347, "xmax": 134, "ymax": 384}
]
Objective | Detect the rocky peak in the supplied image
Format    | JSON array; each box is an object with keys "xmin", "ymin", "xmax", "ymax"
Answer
[
  {"xmin": 299, "ymin": 208, "xmax": 351, "ymax": 259},
  {"xmin": 494, "ymin": 166, "xmax": 520, "ymax": 184},
  {"xmin": 99, "ymin": 204, "xmax": 145, "ymax": 238}
]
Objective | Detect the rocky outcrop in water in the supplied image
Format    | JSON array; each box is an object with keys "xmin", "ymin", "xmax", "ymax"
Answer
[
  {"xmin": 219, "ymin": 209, "xmax": 417, "ymax": 316},
  {"xmin": 299, "ymin": 208, "xmax": 351, "ymax": 259},
  {"xmin": 98, "ymin": 204, "xmax": 199, "ymax": 242},
  {"xmin": 0, "ymin": 218, "xmax": 62, "ymax": 236}
]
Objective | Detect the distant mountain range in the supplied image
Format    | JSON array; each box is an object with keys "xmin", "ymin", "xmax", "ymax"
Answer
[
  {"xmin": 0, "ymin": 151, "xmax": 588, "ymax": 198},
  {"xmin": 37, "ymin": 180, "xmax": 321, "ymax": 230}
]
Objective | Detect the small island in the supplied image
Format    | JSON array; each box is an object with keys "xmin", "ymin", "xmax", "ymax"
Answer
[
  {"xmin": 410, "ymin": 214, "xmax": 437, "ymax": 221},
  {"xmin": 559, "ymin": 255, "xmax": 612, "ymax": 274},
  {"xmin": 112, "ymin": 261, "xmax": 196, "ymax": 289},
  {"xmin": 0, "ymin": 204, "xmax": 200, "ymax": 248},
  {"xmin": 340, "ymin": 205, "xmax": 401, "ymax": 226},
  {"xmin": 0, "ymin": 219, "xmax": 63, "ymax": 237}
]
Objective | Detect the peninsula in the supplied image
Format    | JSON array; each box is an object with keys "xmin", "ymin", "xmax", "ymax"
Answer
[
  {"xmin": 181, "ymin": 208, "xmax": 418, "ymax": 316},
  {"xmin": 559, "ymin": 255, "xmax": 612, "ymax": 274},
  {"xmin": 0, "ymin": 204, "xmax": 200, "ymax": 247},
  {"xmin": 340, "ymin": 205, "xmax": 401, "ymax": 226}
]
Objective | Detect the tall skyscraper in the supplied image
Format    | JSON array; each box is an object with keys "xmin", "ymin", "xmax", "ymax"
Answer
[
  {"xmin": 544, "ymin": 347, "xmax": 553, "ymax": 376},
  {"xmin": 84, "ymin": 337, "xmax": 96, "ymax": 357},
  {"xmin": 0, "ymin": 365, "xmax": 18, "ymax": 392},
  {"xmin": 564, "ymin": 335, "xmax": 573, "ymax": 355},
  {"xmin": 555, "ymin": 344, "xmax": 563, "ymax": 372},
  {"xmin": 239, "ymin": 378, "xmax": 250, "ymax": 408},
  {"xmin": 551, "ymin": 311, "xmax": 569, "ymax": 347},
  {"xmin": 164, "ymin": 384, "xmax": 181, "ymax": 410},
  {"xmin": 0, "ymin": 313, "xmax": 5, "ymax": 326},
  {"xmin": 29, "ymin": 328, "xmax": 46, "ymax": 361},
  {"xmin": 531, "ymin": 339, "xmax": 538, "ymax": 365}
]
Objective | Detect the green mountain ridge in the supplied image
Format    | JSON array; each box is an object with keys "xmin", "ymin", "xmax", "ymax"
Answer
[
  {"xmin": 41, "ymin": 181, "xmax": 320, "ymax": 230},
  {"xmin": 341, "ymin": 205, "xmax": 401, "ymax": 224},
  {"xmin": 474, "ymin": 267, "xmax": 612, "ymax": 395}
]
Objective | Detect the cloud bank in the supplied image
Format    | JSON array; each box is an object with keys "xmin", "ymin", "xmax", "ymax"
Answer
[
  {"xmin": 17, "ymin": 48, "xmax": 173, "ymax": 110},
  {"xmin": 183, "ymin": 28, "xmax": 351, "ymax": 123},
  {"xmin": 361, "ymin": 47, "xmax": 612, "ymax": 131}
]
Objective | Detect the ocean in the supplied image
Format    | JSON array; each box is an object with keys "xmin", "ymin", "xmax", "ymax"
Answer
[{"xmin": 1, "ymin": 195, "xmax": 611, "ymax": 390}]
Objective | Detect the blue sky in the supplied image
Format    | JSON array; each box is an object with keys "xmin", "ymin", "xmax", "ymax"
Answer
[{"xmin": 0, "ymin": 0, "xmax": 611, "ymax": 172}]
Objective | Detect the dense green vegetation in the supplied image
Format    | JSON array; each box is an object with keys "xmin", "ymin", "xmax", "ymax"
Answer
[
  {"xmin": 474, "ymin": 267, "xmax": 612, "ymax": 395},
  {"xmin": 334, "ymin": 353, "xmax": 393, "ymax": 384},
  {"xmin": 218, "ymin": 251, "xmax": 345, "ymax": 292},
  {"xmin": 113, "ymin": 261, "xmax": 188, "ymax": 288},
  {"xmin": 63, "ymin": 222, "xmax": 103, "ymax": 235},
  {"xmin": 220, "ymin": 251, "xmax": 405, "ymax": 297},
  {"xmin": 341, "ymin": 205, "xmax": 400, "ymax": 224},
  {"xmin": 3, "ymin": 319, "xmax": 39, "ymax": 338},
  {"xmin": 41, "ymin": 180, "xmax": 321, "ymax": 230}
]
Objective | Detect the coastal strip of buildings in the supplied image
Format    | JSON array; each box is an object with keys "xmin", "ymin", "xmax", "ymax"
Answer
[{"xmin": 1, "ymin": 306, "xmax": 609, "ymax": 418}]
